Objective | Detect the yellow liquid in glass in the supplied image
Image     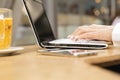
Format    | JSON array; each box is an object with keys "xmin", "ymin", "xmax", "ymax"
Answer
[
  {"xmin": 4, "ymin": 18, "xmax": 13, "ymax": 49},
  {"xmin": 0, "ymin": 19, "xmax": 5, "ymax": 49}
]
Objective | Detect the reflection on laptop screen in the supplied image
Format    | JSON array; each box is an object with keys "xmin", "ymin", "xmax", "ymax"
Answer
[{"xmin": 23, "ymin": 0, "xmax": 55, "ymax": 43}]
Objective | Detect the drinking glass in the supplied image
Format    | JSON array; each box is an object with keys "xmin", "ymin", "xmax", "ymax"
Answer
[{"xmin": 0, "ymin": 8, "xmax": 12, "ymax": 49}]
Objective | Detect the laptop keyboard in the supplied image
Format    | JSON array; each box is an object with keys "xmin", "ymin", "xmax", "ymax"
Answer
[
  {"xmin": 49, "ymin": 39, "xmax": 106, "ymax": 44},
  {"xmin": 49, "ymin": 39, "xmax": 75, "ymax": 44}
]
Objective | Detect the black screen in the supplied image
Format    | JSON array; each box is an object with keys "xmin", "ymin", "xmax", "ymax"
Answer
[{"xmin": 23, "ymin": 0, "xmax": 55, "ymax": 47}]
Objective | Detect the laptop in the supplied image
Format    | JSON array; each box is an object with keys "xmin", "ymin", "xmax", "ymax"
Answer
[{"xmin": 22, "ymin": 0, "xmax": 108, "ymax": 49}]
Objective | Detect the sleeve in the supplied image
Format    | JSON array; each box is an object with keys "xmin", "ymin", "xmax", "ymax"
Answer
[{"xmin": 112, "ymin": 23, "xmax": 120, "ymax": 47}]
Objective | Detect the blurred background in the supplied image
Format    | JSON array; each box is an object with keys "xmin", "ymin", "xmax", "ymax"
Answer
[{"xmin": 1, "ymin": 0, "xmax": 120, "ymax": 46}]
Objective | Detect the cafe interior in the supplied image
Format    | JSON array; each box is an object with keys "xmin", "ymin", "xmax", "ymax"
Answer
[
  {"xmin": 0, "ymin": 0, "xmax": 120, "ymax": 80},
  {"xmin": 1, "ymin": 0, "xmax": 119, "ymax": 46}
]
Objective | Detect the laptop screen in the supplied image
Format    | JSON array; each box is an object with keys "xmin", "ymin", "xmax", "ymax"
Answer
[{"xmin": 23, "ymin": 0, "xmax": 55, "ymax": 45}]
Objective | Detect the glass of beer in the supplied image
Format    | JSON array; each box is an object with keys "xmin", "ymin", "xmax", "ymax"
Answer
[{"xmin": 0, "ymin": 8, "xmax": 12, "ymax": 50}]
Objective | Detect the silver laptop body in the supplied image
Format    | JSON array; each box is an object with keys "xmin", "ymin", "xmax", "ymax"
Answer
[{"xmin": 22, "ymin": 0, "xmax": 108, "ymax": 49}]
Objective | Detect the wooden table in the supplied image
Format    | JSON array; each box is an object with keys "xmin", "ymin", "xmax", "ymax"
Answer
[{"xmin": 0, "ymin": 45, "xmax": 120, "ymax": 80}]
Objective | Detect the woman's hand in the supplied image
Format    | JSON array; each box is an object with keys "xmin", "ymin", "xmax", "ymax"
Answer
[{"xmin": 67, "ymin": 24, "xmax": 113, "ymax": 42}]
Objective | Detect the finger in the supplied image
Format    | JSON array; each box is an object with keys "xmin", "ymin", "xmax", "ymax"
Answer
[
  {"xmin": 67, "ymin": 35, "xmax": 74, "ymax": 40},
  {"xmin": 89, "ymin": 24, "xmax": 109, "ymax": 29},
  {"xmin": 67, "ymin": 35, "xmax": 72, "ymax": 38},
  {"xmin": 78, "ymin": 32, "xmax": 108, "ymax": 41},
  {"xmin": 71, "ymin": 25, "xmax": 89, "ymax": 35},
  {"xmin": 72, "ymin": 36, "xmax": 80, "ymax": 41},
  {"xmin": 67, "ymin": 35, "xmax": 79, "ymax": 41},
  {"xmin": 68, "ymin": 28, "xmax": 97, "ymax": 40},
  {"xmin": 68, "ymin": 25, "xmax": 103, "ymax": 40},
  {"xmin": 72, "ymin": 28, "xmax": 97, "ymax": 38},
  {"xmin": 78, "ymin": 32, "xmax": 99, "ymax": 40},
  {"xmin": 67, "ymin": 26, "xmax": 87, "ymax": 39}
]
